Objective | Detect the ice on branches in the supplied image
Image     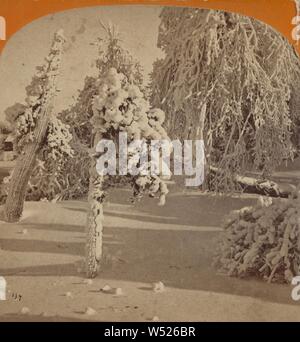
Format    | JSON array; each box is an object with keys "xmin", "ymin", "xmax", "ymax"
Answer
[
  {"xmin": 15, "ymin": 30, "xmax": 66, "ymax": 152},
  {"xmin": 151, "ymin": 8, "xmax": 300, "ymax": 192},
  {"xmin": 94, "ymin": 23, "xmax": 144, "ymax": 88},
  {"xmin": 46, "ymin": 116, "xmax": 73, "ymax": 160},
  {"xmin": 214, "ymin": 188, "xmax": 300, "ymax": 283}
]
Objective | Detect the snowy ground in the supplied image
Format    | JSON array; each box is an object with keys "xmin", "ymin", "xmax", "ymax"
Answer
[{"xmin": 0, "ymin": 186, "xmax": 300, "ymax": 322}]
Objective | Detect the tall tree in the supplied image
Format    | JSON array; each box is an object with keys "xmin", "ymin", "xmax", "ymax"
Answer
[
  {"xmin": 84, "ymin": 25, "xmax": 170, "ymax": 277},
  {"xmin": 151, "ymin": 8, "xmax": 300, "ymax": 192},
  {"xmin": 3, "ymin": 30, "xmax": 67, "ymax": 222}
]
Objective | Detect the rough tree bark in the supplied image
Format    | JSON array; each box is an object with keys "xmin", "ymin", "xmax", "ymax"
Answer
[
  {"xmin": 4, "ymin": 30, "xmax": 65, "ymax": 223},
  {"xmin": 85, "ymin": 132, "xmax": 105, "ymax": 278},
  {"xmin": 4, "ymin": 105, "xmax": 54, "ymax": 222}
]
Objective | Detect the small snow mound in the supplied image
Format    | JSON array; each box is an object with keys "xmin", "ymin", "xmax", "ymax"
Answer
[
  {"xmin": 85, "ymin": 307, "xmax": 97, "ymax": 316},
  {"xmin": 114, "ymin": 288, "xmax": 124, "ymax": 296},
  {"xmin": 21, "ymin": 307, "xmax": 30, "ymax": 315},
  {"xmin": 152, "ymin": 281, "xmax": 165, "ymax": 293},
  {"xmin": 101, "ymin": 284, "xmax": 112, "ymax": 293}
]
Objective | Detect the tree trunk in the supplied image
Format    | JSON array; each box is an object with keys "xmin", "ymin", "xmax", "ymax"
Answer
[
  {"xmin": 4, "ymin": 105, "xmax": 53, "ymax": 222},
  {"xmin": 196, "ymin": 104, "xmax": 207, "ymax": 189},
  {"xmin": 85, "ymin": 132, "xmax": 105, "ymax": 278}
]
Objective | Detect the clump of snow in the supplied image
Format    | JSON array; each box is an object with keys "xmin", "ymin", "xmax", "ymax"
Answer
[
  {"xmin": 85, "ymin": 307, "xmax": 97, "ymax": 316},
  {"xmin": 21, "ymin": 307, "xmax": 30, "ymax": 315},
  {"xmin": 101, "ymin": 284, "xmax": 113, "ymax": 293},
  {"xmin": 152, "ymin": 281, "xmax": 165, "ymax": 293}
]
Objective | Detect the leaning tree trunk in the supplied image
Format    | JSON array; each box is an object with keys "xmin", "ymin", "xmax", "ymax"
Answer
[
  {"xmin": 4, "ymin": 105, "xmax": 54, "ymax": 222},
  {"xmin": 85, "ymin": 132, "xmax": 105, "ymax": 278},
  {"xmin": 3, "ymin": 30, "xmax": 65, "ymax": 223}
]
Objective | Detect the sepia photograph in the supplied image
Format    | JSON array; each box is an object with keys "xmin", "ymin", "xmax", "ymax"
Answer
[{"xmin": 0, "ymin": 2, "xmax": 300, "ymax": 323}]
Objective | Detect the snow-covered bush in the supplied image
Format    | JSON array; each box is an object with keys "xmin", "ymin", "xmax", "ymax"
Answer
[
  {"xmin": 215, "ymin": 188, "xmax": 300, "ymax": 283},
  {"xmin": 0, "ymin": 120, "xmax": 12, "ymax": 150},
  {"xmin": 26, "ymin": 116, "xmax": 74, "ymax": 201}
]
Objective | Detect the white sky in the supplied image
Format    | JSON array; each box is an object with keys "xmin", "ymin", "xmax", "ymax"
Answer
[{"xmin": 0, "ymin": 5, "xmax": 164, "ymax": 122}]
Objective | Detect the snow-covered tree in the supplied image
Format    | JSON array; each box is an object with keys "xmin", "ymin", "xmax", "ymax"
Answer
[
  {"xmin": 151, "ymin": 8, "xmax": 300, "ymax": 192},
  {"xmin": 83, "ymin": 25, "xmax": 170, "ymax": 278},
  {"xmin": 86, "ymin": 66, "xmax": 169, "ymax": 277},
  {"xmin": 54, "ymin": 24, "xmax": 145, "ymax": 200},
  {"xmin": 2, "ymin": 30, "xmax": 71, "ymax": 221}
]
